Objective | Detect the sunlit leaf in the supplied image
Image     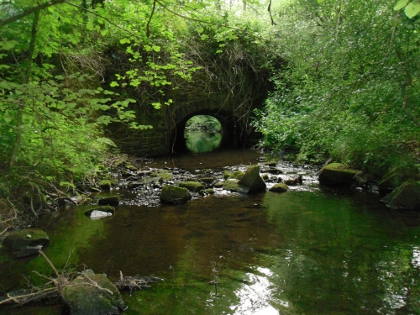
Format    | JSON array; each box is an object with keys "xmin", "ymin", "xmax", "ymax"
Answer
[
  {"xmin": 404, "ymin": 0, "xmax": 420, "ymax": 17},
  {"xmin": 394, "ymin": 0, "xmax": 410, "ymax": 10}
]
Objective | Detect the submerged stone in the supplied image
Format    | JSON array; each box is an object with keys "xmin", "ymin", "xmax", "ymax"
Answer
[
  {"xmin": 160, "ymin": 185, "xmax": 191, "ymax": 205},
  {"xmin": 382, "ymin": 181, "xmax": 420, "ymax": 211},
  {"xmin": 2, "ymin": 229, "xmax": 49, "ymax": 258},
  {"xmin": 238, "ymin": 165, "xmax": 266, "ymax": 194},
  {"xmin": 62, "ymin": 269, "xmax": 126, "ymax": 315},
  {"xmin": 178, "ymin": 181, "xmax": 205, "ymax": 192},
  {"xmin": 269, "ymin": 183, "xmax": 289, "ymax": 193},
  {"xmin": 318, "ymin": 163, "xmax": 361, "ymax": 187}
]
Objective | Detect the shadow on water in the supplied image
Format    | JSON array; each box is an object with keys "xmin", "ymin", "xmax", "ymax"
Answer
[{"xmin": 0, "ymin": 153, "xmax": 419, "ymax": 314}]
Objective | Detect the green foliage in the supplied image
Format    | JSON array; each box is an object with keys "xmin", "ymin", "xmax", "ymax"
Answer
[
  {"xmin": 256, "ymin": 0, "xmax": 420, "ymax": 181},
  {"xmin": 394, "ymin": 0, "xmax": 420, "ymax": 18}
]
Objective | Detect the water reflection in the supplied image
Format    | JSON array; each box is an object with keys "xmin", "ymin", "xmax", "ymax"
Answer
[
  {"xmin": 185, "ymin": 115, "xmax": 222, "ymax": 153},
  {"xmin": 230, "ymin": 267, "xmax": 279, "ymax": 315},
  {"xmin": 1, "ymin": 186, "xmax": 419, "ymax": 314}
]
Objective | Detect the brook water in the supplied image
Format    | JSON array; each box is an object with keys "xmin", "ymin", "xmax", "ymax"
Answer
[{"xmin": 0, "ymin": 150, "xmax": 419, "ymax": 314}]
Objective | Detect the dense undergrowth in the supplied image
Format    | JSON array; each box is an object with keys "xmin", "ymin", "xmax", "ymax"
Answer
[
  {"xmin": 0, "ymin": 0, "xmax": 419, "ymax": 228},
  {"xmin": 256, "ymin": 0, "xmax": 419, "ymax": 185},
  {"xmin": 0, "ymin": 0, "xmax": 273, "ymax": 227}
]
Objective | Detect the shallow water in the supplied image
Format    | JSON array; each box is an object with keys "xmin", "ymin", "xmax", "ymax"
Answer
[{"xmin": 0, "ymin": 151, "xmax": 419, "ymax": 314}]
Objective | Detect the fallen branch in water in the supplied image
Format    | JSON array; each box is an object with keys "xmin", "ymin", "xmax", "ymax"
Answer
[
  {"xmin": 0, "ymin": 287, "xmax": 58, "ymax": 305},
  {"xmin": 115, "ymin": 271, "xmax": 163, "ymax": 295}
]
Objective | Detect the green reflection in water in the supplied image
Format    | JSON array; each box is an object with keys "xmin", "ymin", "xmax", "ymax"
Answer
[
  {"xmin": 185, "ymin": 115, "xmax": 222, "ymax": 153},
  {"xmin": 1, "ymin": 190, "xmax": 419, "ymax": 314},
  {"xmin": 0, "ymin": 205, "xmax": 106, "ymax": 292},
  {"xmin": 261, "ymin": 191, "xmax": 420, "ymax": 314}
]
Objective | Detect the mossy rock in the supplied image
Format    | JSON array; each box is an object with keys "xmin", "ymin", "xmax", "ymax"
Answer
[
  {"xmin": 98, "ymin": 180, "xmax": 113, "ymax": 192},
  {"xmin": 152, "ymin": 170, "xmax": 173, "ymax": 181},
  {"xmin": 319, "ymin": 163, "xmax": 361, "ymax": 187},
  {"xmin": 62, "ymin": 269, "xmax": 126, "ymax": 315},
  {"xmin": 214, "ymin": 181, "xmax": 224, "ymax": 188},
  {"xmin": 223, "ymin": 170, "xmax": 245, "ymax": 180},
  {"xmin": 178, "ymin": 181, "xmax": 204, "ymax": 192},
  {"xmin": 2, "ymin": 229, "xmax": 49, "ymax": 258},
  {"xmin": 382, "ymin": 181, "xmax": 420, "ymax": 211},
  {"xmin": 97, "ymin": 194, "xmax": 120, "ymax": 207},
  {"xmin": 160, "ymin": 185, "xmax": 191, "ymax": 205},
  {"xmin": 223, "ymin": 179, "xmax": 245, "ymax": 193},
  {"xmin": 269, "ymin": 183, "xmax": 289, "ymax": 193},
  {"xmin": 238, "ymin": 165, "xmax": 266, "ymax": 194},
  {"xmin": 203, "ymin": 188, "xmax": 215, "ymax": 195},
  {"xmin": 200, "ymin": 177, "xmax": 215, "ymax": 184}
]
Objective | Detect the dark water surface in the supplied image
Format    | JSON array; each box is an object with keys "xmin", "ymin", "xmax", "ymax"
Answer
[{"xmin": 0, "ymin": 151, "xmax": 419, "ymax": 314}]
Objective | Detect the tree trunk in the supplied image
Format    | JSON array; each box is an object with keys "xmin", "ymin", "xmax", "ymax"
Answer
[{"xmin": 9, "ymin": 10, "xmax": 40, "ymax": 168}]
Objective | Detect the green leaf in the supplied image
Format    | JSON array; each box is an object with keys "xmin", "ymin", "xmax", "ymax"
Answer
[
  {"xmin": 394, "ymin": 0, "xmax": 410, "ymax": 10},
  {"xmin": 151, "ymin": 102, "xmax": 161, "ymax": 109},
  {"xmin": 404, "ymin": 0, "xmax": 420, "ymax": 18},
  {"xmin": 110, "ymin": 81, "xmax": 119, "ymax": 87}
]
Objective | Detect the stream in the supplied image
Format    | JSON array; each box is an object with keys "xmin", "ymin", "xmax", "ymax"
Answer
[{"xmin": 0, "ymin": 149, "xmax": 419, "ymax": 314}]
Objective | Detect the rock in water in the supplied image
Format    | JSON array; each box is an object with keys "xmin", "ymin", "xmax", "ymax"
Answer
[
  {"xmin": 238, "ymin": 165, "xmax": 266, "ymax": 194},
  {"xmin": 84, "ymin": 205, "xmax": 115, "ymax": 219},
  {"xmin": 62, "ymin": 270, "xmax": 126, "ymax": 315},
  {"xmin": 90, "ymin": 210, "xmax": 113, "ymax": 220},
  {"xmin": 382, "ymin": 181, "xmax": 420, "ymax": 210},
  {"xmin": 269, "ymin": 183, "xmax": 289, "ymax": 193},
  {"xmin": 2, "ymin": 229, "xmax": 49, "ymax": 258},
  {"xmin": 178, "ymin": 181, "xmax": 205, "ymax": 192},
  {"xmin": 223, "ymin": 179, "xmax": 246, "ymax": 193},
  {"xmin": 160, "ymin": 185, "xmax": 191, "ymax": 205},
  {"xmin": 318, "ymin": 163, "xmax": 361, "ymax": 187}
]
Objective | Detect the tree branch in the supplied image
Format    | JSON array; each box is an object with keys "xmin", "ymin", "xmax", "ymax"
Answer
[
  {"xmin": 65, "ymin": 2, "xmax": 139, "ymax": 37},
  {"xmin": 146, "ymin": 0, "xmax": 157, "ymax": 38},
  {"xmin": 268, "ymin": 0, "xmax": 276, "ymax": 26},
  {"xmin": 0, "ymin": 0, "xmax": 67, "ymax": 28}
]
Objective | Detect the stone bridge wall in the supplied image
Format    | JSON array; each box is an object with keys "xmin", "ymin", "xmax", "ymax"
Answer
[{"xmin": 109, "ymin": 91, "xmax": 256, "ymax": 157}]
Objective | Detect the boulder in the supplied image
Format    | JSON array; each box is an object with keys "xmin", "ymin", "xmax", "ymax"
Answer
[
  {"xmin": 98, "ymin": 194, "xmax": 119, "ymax": 207},
  {"xmin": 223, "ymin": 179, "xmax": 245, "ymax": 193},
  {"xmin": 98, "ymin": 180, "xmax": 113, "ymax": 192},
  {"xmin": 223, "ymin": 170, "xmax": 245, "ymax": 180},
  {"xmin": 269, "ymin": 183, "xmax": 289, "ymax": 193},
  {"xmin": 178, "ymin": 181, "xmax": 205, "ymax": 192},
  {"xmin": 238, "ymin": 165, "xmax": 266, "ymax": 194},
  {"xmin": 160, "ymin": 185, "xmax": 191, "ymax": 205},
  {"xmin": 2, "ymin": 229, "xmax": 49, "ymax": 258},
  {"xmin": 62, "ymin": 270, "xmax": 126, "ymax": 315},
  {"xmin": 266, "ymin": 168, "xmax": 283, "ymax": 175},
  {"xmin": 285, "ymin": 175, "xmax": 303, "ymax": 186},
  {"xmin": 200, "ymin": 177, "xmax": 215, "ymax": 184},
  {"xmin": 382, "ymin": 181, "xmax": 420, "ymax": 211},
  {"xmin": 84, "ymin": 206, "xmax": 115, "ymax": 219},
  {"xmin": 318, "ymin": 163, "xmax": 361, "ymax": 187}
]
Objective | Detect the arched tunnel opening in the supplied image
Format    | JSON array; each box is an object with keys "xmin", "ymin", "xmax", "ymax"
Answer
[
  {"xmin": 184, "ymin": 115, "xmax": 223, "ymax": 153},
  {"xmin": 171, "ymin": 111, "xmax": 242, "ymax": 154}
]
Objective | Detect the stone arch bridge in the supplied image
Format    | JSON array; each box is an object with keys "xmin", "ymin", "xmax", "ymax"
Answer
[{"xmin": 110, "ymin": 95, "xmax": 264, "ymax": 157}]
